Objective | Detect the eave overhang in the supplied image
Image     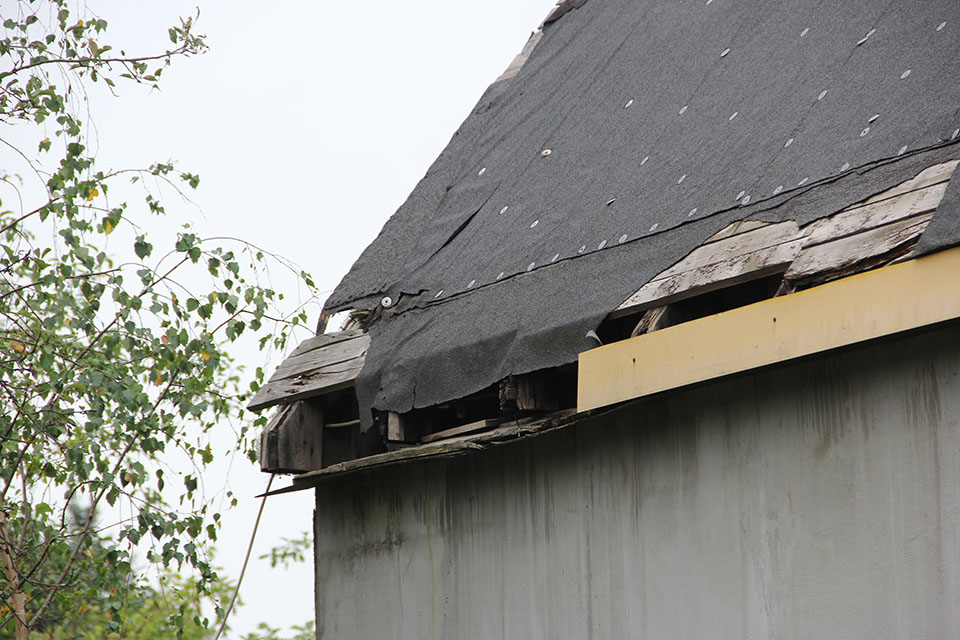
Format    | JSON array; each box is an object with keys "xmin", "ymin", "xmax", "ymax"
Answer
[{"xmin": 578, "ymin": 245, "xmax": 960, "ymax": 412}]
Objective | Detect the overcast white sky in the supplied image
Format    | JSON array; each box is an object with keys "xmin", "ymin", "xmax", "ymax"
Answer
[{"xmin": 0, "ymin": 0, "xmax": 557, "ymax": 636}]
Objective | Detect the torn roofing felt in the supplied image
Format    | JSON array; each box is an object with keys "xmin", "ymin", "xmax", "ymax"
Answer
[{"xmin": 323, "ymin": 0, "xmax": 960, "ymax": 427}]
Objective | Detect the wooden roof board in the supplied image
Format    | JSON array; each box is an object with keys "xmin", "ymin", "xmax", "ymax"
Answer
[{"xmin": 247, "ymin": 331, "xmax": 369, "ymax": 412}]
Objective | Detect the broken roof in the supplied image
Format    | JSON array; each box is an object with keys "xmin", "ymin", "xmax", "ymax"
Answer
[{"xmin": 324, "ymin": 0, "xmax": 960, "ymax": 426}]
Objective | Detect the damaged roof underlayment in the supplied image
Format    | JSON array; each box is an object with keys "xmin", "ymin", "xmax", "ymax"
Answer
[{"xmin": 321, "ymin": 0, "xmax": 960, "ymax": 427}]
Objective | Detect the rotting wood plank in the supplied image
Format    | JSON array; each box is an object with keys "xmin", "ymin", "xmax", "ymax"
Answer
[
  {"xmin": 265, "ymin": 409, "xmax": 580, "ymax": 493},
  {"xmin": 268, "ymin": 333, "xmax": 369, "ymax": 382},
  {"xmin": 581, "ymin": 245, "xmax": 960, "ymax": 413},
  {"xmin": 631, "ymin": 306, "xmax": 670, "ymax": 337},
  {"xmin": 247, "ymin": 360, "xmax": 365, "ymax": 411},
  {"xmin": 654, "ymin": 220, "xmax": 802, "ymax": 281},
  {"xmin": 285, "ymin": 329, "xmax": 366, "ymax": 360},
  {"xmin": 260, "ymin": 404, "xmax": 292, "ymax": 471},
  {"xmin": 704, "ymin": 220, "xmax": 771, "ymax": 244},
  {"xmin": 783, "ymin": 213, "xmax": 933, "ymax": 287},
  {"xmin": 803, "ymin": 180, "xmax": 949, "ymax": 247},
  {"xmin": 275, "ymin": 401, "xmax": 325, "ymax": 473},
  {"xmin": 387, "ymin": 412, "xmax": 407, "ymax": 443},
  {"xmin": 853, "ymin": 160, "xmax": 958, "ymax": 208},
  {"xmin": 617, "ymin": 238, "xmax": 804, "ymax": 312},
  {"xmin": 517, "ymin": 371, "xmax": 562, "ymax": 411},
  {"xmin": 422, "ymin": 418, "xmax": 501, "ymax": 444}
]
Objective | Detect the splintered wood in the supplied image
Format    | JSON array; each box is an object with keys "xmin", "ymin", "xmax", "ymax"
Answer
[{"xmin": 617, "ymin": 160, "xmax": 957, "ymax": 315}]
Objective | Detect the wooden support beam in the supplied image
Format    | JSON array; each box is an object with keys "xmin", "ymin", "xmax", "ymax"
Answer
[
  {"xmin": 260, "ymin": 400, "xmax": 325, "ymax": 474},
  {"xmin": 421, "ymin": 418, "xmax": 501, "ymax": 444},
  {"xmin": 387, "ymin": 412, "xmax": 407, "ymax": 443},
  {"xmin": 516, "ymin": 371, "xmax": 561, "ymax": 411}
]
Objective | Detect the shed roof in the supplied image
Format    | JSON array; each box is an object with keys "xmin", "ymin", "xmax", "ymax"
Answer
[{"xmin": 323, "ymin": 0, "xmax": 960, "ymax": 426}]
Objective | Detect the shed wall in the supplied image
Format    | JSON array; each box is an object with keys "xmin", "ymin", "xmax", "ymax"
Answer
[{"xmin": 314, "ymin": 324, "xmax": 960, "ymax": 639}]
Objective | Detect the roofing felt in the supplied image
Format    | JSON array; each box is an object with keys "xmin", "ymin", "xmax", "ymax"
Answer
[{"xmin": 324, "ymin": 0, "xmax": 960, "ymax": 427}]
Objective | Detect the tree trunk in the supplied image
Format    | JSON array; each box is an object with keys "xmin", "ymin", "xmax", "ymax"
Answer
[{"xmin": 0, "ymin": 511, "xmax": 28, "ymax": 640}]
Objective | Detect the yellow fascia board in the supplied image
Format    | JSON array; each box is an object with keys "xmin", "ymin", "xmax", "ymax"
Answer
[{"xmin": 578, "ymin": 246, "xmax": 960, "ymax": 412}]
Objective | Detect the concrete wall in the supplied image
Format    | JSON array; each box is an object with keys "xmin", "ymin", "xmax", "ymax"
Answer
[{"xmin": 314, "ymin": 325, "xmax": 960, "ymax": 639}]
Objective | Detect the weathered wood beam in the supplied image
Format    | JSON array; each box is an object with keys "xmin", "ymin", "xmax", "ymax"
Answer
[
  {"xmin": 784, "ymin": 213, "xmax": 933, "ymax": 288},
  {"xmin": 387, "ymin": 412, "xmax": 407, "ymax": 443},
  {"xmin": 516, "ymin": 371, "xmax": 561, "ymax": 411},
  {"xmin": 421, "ymin": 418, "xmax": 501, "ymax": 444},
  {"xmin": 247, "ymin": 330, "xmax": 369, "ymax": 412},
  {"xmin": 260, "ymin": 400, "xmax": 325, "ymax": 474}
]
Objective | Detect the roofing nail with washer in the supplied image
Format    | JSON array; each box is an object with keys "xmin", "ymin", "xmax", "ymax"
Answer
[
  {"xmin": 619, "ymin": 234, "xmax": 629, "ymax": 243},
  {"xmin": 606, "ymin": 198, "xmax": 617, "ymax": 206},
  {"xmin": 623, "ymin": 99, "xmax": 634, "ymax": 109},
  {"xmin": 679, "ymin": 105, "xmax": 688, "ymax": 115},
  {"xmin": 598, "ymin": 240, "xmax": 607, "ymax": 250},
  {"xmin": 857, "ymin": 28, "xmax": 876, "ymax": 45},
  {"xmin": 900, "ymin": 69, "xmax": 911, "ymax": 79},
  {"xmin": 541, "ymin": 149, "xmax": 552, "ymax": 157},
  {"xmin": 499, "ymin": 206, "xmax": 509, "ymax": 214},
  {"xmin": 688, "ymin": 208, "xmax": 698, "ymax": 217},
  {"xmin": 937, "ymin": 21, "xmax": 947, "ymax": 32}
]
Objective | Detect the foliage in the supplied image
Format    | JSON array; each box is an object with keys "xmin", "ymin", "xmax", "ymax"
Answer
[
  {"xmin": 240, "ymin": 621, "xmax": 315, "ymax": 640},
  {"xmin": 259, "ymin": 532, "xmax": 311, "ymax": 570},
  {"xmin": 0, "ymin": 2, "xmax": 313, "ymax": 638},
  {"xmin": 27, "ymin": 507, "xmax": 231, "ymax": 640}
]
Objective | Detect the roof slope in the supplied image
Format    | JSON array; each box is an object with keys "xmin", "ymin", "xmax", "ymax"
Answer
[{"xmin": 325, "ymin": 0, "xmax": 960, "ymax": 424}]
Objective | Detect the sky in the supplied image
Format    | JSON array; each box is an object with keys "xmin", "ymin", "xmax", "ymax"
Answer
[{"xmin": 1, "ymin": 0, "xmax": 557, "ymax": 636}]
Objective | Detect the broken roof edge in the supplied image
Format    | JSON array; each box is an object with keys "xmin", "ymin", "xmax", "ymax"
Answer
[
  {"xmin": 259, "ymin": 407, "xmax": 587, "ymax": 496},
  {"xmin": 542, "ymin": 0, "xmax": 590, "ymax": 25}
]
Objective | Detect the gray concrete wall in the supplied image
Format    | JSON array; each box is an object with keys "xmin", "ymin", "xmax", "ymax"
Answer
[{"xmin": 314, "ymin": 325, "xmax": 960, "ymax": 639}]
